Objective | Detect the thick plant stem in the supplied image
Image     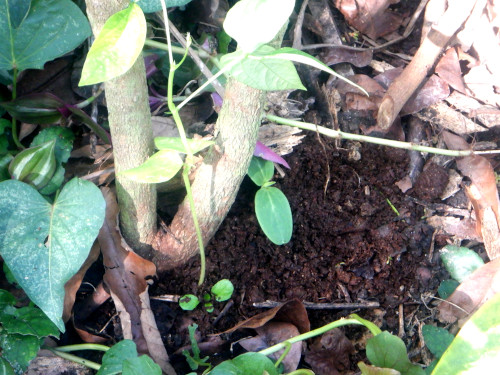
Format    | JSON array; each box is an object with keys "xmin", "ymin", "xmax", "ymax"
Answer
[{"xmin": 85, "ymin": 0, "xmax": 156, "ymax": 253}]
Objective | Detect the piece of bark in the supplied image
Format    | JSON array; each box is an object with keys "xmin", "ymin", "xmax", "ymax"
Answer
[{"xmin": 377, "ymin": 0, "xmax": 479, "ymax": 130}]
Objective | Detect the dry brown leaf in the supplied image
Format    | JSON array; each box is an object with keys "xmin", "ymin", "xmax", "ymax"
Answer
[
  {"xmin": 322, "ymin": 47, "xmax": 373, "ymax": 68},
  {"xmin": 334, "ymin": 0, "xmax": 403, "ymax": 39},
  {"xmin": 305, "ymin": 328, "xmax": 354, "ymax": 375},
  {"xmin": 99, "ymin": 188, "xmax": 175, "ymax": 375},
  {"xmin": 63, "ymin": 241, "xmax": 100, "ymax": 322},
  {"xmin": 221, "ymin": 299, "xmax": 310, "ymax": 334},
  {"xmin": 435, "ymin": 47, "xmax": 467, "ymax": 93},
  {"xmin": 239, "ymin": 322, "xmax": 302, "ymax": 373},
  {"xmin": 438, "ymin": 258, "xmax": 500, "ymax": 324}
]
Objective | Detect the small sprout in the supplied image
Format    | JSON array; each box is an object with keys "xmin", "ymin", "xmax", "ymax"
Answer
[
  {"xmin": 203, "ymin": 292, "xmax": 211, "ymax": 302},
  {"xmin": 204, "ymin": 302, "xmax": 214, "ymax": 313},
  {"xmin": 211, "ymin": 279, "xmax": 234, "ymax": 302},
  {"xmin": 179, "ymin": 294, "xmax": 200, "ymax": 310}
]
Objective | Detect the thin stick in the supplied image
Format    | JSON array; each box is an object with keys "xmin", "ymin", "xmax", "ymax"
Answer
[
  {"xmin": 266, "ymin": 114, "xmax": 500, "ymax": 157},
  {"xmin": 253, "ymin": 300, "xmax": 380, "ymax": 309}
]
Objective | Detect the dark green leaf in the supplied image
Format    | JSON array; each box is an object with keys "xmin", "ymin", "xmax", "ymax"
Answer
[
  {"xmin": 422, "ymin": 325, "xmax": 454, "ymax": 358},
  {"xmin": 0, "ymin": 154, "xmax": 13, "ymax": 181},
  {"xmin": 0, "ymin": 94, "xmax": 63, "ymax": 124},
  {"xmin": 367, "ymin": 331, "xmax": 424, "ymax": 375},
  {"xmin": 1, "ymin": 306, "xmax": 60, "ymax": 338},
  {"xmin": 247, "ymin": 156, "xmax": 274, "ymax": 186},
  {"xmin": 31, "ymin": 127, "xmax": 74, "ymax": 164},
  {"xmin": 80, "ymin": 3, "xmax": 146, "ymax": 86},
  {"xmin": 255, "ymin": 187, "xmax": 292, "ymax": 245},
  {"xmin": 0, "ymin": 0, "xmax": 91, "ymax": 71},
  {"xmin": 0, "ymin": 333, "xmax": 41, "ymax": 375},
  {"xmin": 122, "ymin": 355, "xmax": 162, "ymax": 375},
  {"xmin": 38, "ymin": 164, "xmax": 65, "ymax": 196},
  {"xmin": 97, "ymin": 340, "xmax": 138, "ymax": 375},
  {"xmin": 437, "ymin": 279, "xmax": 459, "ymax": 300},
  {"xmin": 439, "ymin": 245, "xmax": 484, "ymax": 282},
  {"xmin": 65, "ymin": 105, "xmax": 111, "ymax": 144},
  {"xmin": 0, "ymin": 357, "xmax": 16, "ymax": 375},
  {"xmin": 0, "ymin": 289, "xmax": 16, "ymax": 309},
  {"xmin": 0, "ymin": 178, "xmax": 105, "ymax": 331}
]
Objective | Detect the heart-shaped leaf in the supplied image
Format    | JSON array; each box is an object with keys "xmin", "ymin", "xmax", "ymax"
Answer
[
  {"xmin": 120, "ymin": 150, "xmax": 183, "ymax": 184},
  {"xmin": 0, "ymin": 178, "xmax": 105, "ymax": 331},
  {"xmin": 223, "ymin": 0, "xmax": 295, "ymax": 53},
  {"xmin": 0, "ymin": 0, "xmax": 91, "ymax": 71},
  {"xmin": 80, "ymin": 2, "xmax": 146, "ymax": 86},
  {"xmin": 255, "ymin": 186, "xmax": 292, "ymax": 245},
  {"xmin": 248, "ymin": 156, "xmax": 274, "ymax": 186}
]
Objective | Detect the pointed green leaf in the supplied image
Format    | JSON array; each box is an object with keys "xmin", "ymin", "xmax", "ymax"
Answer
[
  {"xmin": 0, "ymin": 94, "xmax": 63, "ymax": 124},
  {"xmin": 223, "ymin": 0, "xmax": 295, "ymax": 53},
  {"xmin": 120, "ymin": 150, "xmax": 183, "ymax": 184},
  {"xmin": 221, "ymin": 46, "xmax": 305, "ymax": 91},
  {"xmin": 80, "ymin": 3, "xmax": 146, "ymax": 86},
  {"xmin": 97, "ymin": 340, "xmax": 137, "ymax": 375},
  {"xmin": 247, "ymin": 156, "xmax": 274, "ymax": 186},
  {"xmin": 122, "ymin": 355, "xmax": 162, "ymax": 375},
  {"xmin": 439, "ymin": 245, "xmax": 484, "ymax": 282},
  {"xmin": 367, "ymin": 332, "xmax": 425, "ymax": 375},
  {"xmin": 154, "ymin": 137, "xmax": 213, "ymax": 154},
  {"xmin": 0, "ymin": 0, "xmax": 91, "ymax": 71},
  {"xmin": 422, "ymin": 325, "xmax": 454, "ymax": 359},
  {"xmin": 1, "ymin": 306, "xmax": 59, "ymax": 339},
  {"xmin": 31, "ymin": 127, "xmax": 75, "ymax": 164},
  {"xmin": 264, "ymin": 47, "xmax": 369, "ymax": 95},
  {"xmin": 0, "ymin": 178, "xmax": 105, "ymax": 331},
  {"xmin": 255, "ymin": 186, "xmax": 292, "ymax": 245},
  {"xmin": 137, "ymin": 0, "xmax": 193, "ymax": 13},
  {"xmin": 431, "ymin": 292, "xmax": 500, "ymax": 374}
]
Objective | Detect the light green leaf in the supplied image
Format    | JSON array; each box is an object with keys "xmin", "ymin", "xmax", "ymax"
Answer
[
  {"xmin": 221, "ymin": 46, "xmax": 305, "ymax": 91},
  {"xmin": 0, "ymin": 333, "xmax": 41, "ymax": 375},
  {"xmin": 367, "ymin": 332, "xmax": 425, "ymax": 375},
  {"xmin": 247, "ymin": 156, "xmax": 274, "ymax": 186},
  {"xmin": 120, "ymin": 150, "xmax": 183, "ymax": 184},
  {"xmin": 122, "ymin": 355, "xmax": 162, "ymax": 375},
  {"xmin": 358, "ymin": 362, "xmax": 401, "ymax": 375},
  {"xmin": 255, "ymin": 187, "xmax": 292, "ymax": 245},
  {"xmin": 439, "ymin": 245, "xmax": 484, "ymax": 282},
  {"xmin": 97, "ymin": 340, "xmax": 137, "ymax": 375},
  {"xmin": 179, "ymin": 295, "xmax": 200, "ymax": 311},
  {"xmin": 264, "ymin": 47, "xmax": 369, "ymax": 95},
  {"xmin": 0, "ymin": 178, "xmax": 105, "ymax": 331},
  {"xmin": 211, "ymin": 279, "xmax": 234, "ymax": 302},
  {"xmin": 80, "ymin": 3, "xmax": 146, "ymax": 86},
  {"xmin": 0, "ymin": 0, "xmax": 91, "ymax": 71},
  {"xmin": 154, "ymin": 137, "xmax": 213, "ymax": 154},
  {"xmin": 432, "ymin": 292, "xmax": 500, "ymax": 374},
  {"xmin": 223, "ymin": 0, "xmax": 295, "ymax": 53},
  {"xmin": 137, "ymin": 0, "xmax": 193, "ymax": 13}
]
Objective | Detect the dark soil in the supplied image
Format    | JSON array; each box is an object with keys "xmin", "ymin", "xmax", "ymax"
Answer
[{"xmin": 154, "ymin": 130, "xmax": 442, "ymax": 369}]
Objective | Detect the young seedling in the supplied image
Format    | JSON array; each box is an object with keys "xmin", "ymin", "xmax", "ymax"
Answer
[{"xmin": 179, "ymin": 279, "xmax": 234, "ymax": 312}]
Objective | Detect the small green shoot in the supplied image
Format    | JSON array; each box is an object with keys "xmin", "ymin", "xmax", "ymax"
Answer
[
  {"xmin": 182, "ymin": 324, "xmax": 211, "ymax": 372},
  {"xmin": 179, "ymin": 279, "xmax": 234, "ymax": 312}
]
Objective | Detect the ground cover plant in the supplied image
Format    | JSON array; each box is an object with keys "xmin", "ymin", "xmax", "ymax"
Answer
[{"xmin": 1, "ymin": 0, "xmax": 500, "ymax": 374}]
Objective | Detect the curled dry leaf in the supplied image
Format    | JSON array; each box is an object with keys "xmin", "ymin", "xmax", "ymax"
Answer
[
  {"xmin": 305, "ymin": 328, "xmax": 355, "ymax": 375},
  {"xmin": 333, "ymin": 0, "xmax": 403, "ymax": 39},
  {"xmin": 435, "ymin": 47, "xmax": 467, "ymax": 93},
  {"xmin": 438, "ymin": 258, "xmax": 500, "ymax": 324},
  {"xmin": 98, "ymin": 188, "xmax": 175, "ymax": 375}
]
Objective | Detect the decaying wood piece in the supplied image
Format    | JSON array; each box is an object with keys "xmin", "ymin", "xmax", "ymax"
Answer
[
  {"xmin": 99, "ymin": 188, "xmax": 176, "ymax": 375},
  {"xmin": 377, "ymin": 0, "xmax": 480, "ymax": 131}
]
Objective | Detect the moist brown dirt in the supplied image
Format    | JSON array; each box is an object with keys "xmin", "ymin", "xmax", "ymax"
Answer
[{"xmin": 154, "ymin": 131, "xmax": 440, "ymax": 363}]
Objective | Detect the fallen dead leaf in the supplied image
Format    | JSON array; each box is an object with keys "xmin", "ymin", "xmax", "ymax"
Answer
[{"xmin": 435, "ymin": 47, "xmax": 467, "ymax": 93}]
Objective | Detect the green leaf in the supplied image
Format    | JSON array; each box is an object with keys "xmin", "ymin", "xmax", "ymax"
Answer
[
  {"xmin": 0, "ymin": 289, "xmax": 16, "ymax": 309},
  {"xmin": 248, "ymin": 156, "xmax": 274, "ymax": 186},
  {"xmin": 38, "ymin": 164, "xmax": 65, "ymax": 196},
  {"xmin": 120, "ymin": 150, "xmax": 183, "ymax": 184},
  {"xmin": 223, "ymin": 0, "xmax": 295, "ymax": 53},
  {"xmin": 437, "ymin": 279, "xmax": 459, "ymax": 300},
  {"xmin": 221, "ymin": 46, "xmax": 306, "ymax": 91},
  {"xmin": 0, "ymin": 333, "xmax": 41, "ymax": 375},
  {"xmin": 0, "ymin": 154, "xmax": 13, "ymax": 182},
  {"xmin": 263, "ymin": 47, "xmax": 369, "ymax": 95},
  {"xmin": 154, "ymin": 137, "xmax": 213, "ymax": 154},
  {"xmin": 432, "ymin": 292, "xmax": 500, "ymax": 374},
  {"xmin": 1, "ymin": 306, "xmax": 60, "ymax": 339},
  {"xmin": 358, "ymin": 362, "xmax": 401, "ymax": 374},
  {"xmin": 0, "ymin": 358, "xmax": 16, "ymax": 375},
  {"xmin": 179, "ymin": 294, "xmax": 200, "ymax": 311},
  {"xmin": 211, "ymin": 279, "xmax": 234, "ymax": 302},
  {"xmin": 97, "ymin": 340, "xmax": 138, "ymax": 375},
  {"xmin": 122, "ymin": 355, "xmax": 162, "ymax": 375},
  {"xmin": 255, "ymin": 186, "xmax": 292, "ymax": 245},
  {"xmin": 8, "ymin": 140, "xmax": 57, "ymax": 190},
  {"xmin": 349, "ymin": 313, "xmax": 383, "ymax": 336},
  {"xmin": 367, "ymin": 332, "xmax": 425, "ymax": 375},
  {"xmin": 80, "ymin": 3, "xmax": 146, "ymax": 86},
  {"xmin": 0, "ymin": 178, "xmax": 105, "ymax": 331},
  {"xmin": 0, "ymin": 0, "xmax": 91, "ymax": 71},
  {"xmin": 231, "ymin": 352, "xmax": 278, "ymax": 375},
  {"xmin": 422, "ymin": 325, "xmax": 454, "ymax": 359},
  {"xmin": 0, "ymin": 94, "xmax": 63, "ymax": 124},
  {"xmin": 137, "ymin": 0, "xmax": 193, "ymax": 13},
  {"xmin": 31, "ymin": 127, "xmax": 74, "ymax": 164},
  {"xmin": 439, "ymin": 245, "xmax": 484, "ymax": 282}
]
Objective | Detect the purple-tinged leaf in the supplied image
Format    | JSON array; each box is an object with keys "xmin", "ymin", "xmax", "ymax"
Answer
[
  {"xmin": 144, "ymin": 54, "xmax": 159, "ymax": 78},
  {"xmin": 211, "ymin": 93, "xmax": 223, "ymax": 113},
  {"xmin": 64, "ymin": 105, "xmax": 111, "ymax": 144},
  {"xmin": 254, "ymin": 141, "xmax": 290, "ymax": 169}
]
